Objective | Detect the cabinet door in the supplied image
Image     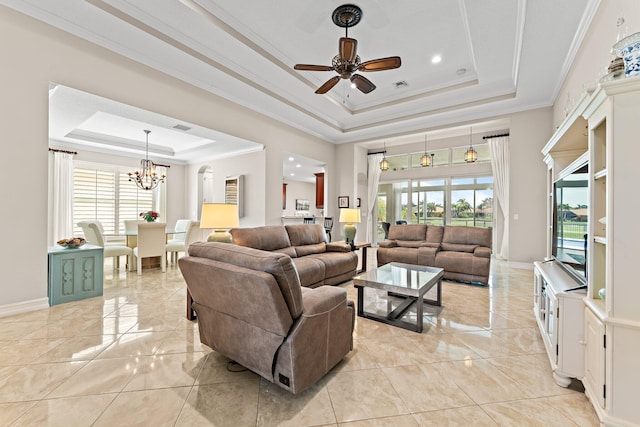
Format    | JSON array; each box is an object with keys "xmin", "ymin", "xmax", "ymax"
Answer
[
  {"xmin": 314, "ymin": 173, "xmax": 324, "ymax": 209},
  {"xmin": 584, "ymin": 307, "xmax": 605, "ymax": 409},
  {"xmin": 546, "ymin": 290, "xmax": 558, "ymax": 364}
]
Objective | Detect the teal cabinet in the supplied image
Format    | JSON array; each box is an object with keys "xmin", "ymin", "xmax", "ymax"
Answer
[{"xmin": 48, "ymin": 244, "xmax": 104, "ymax": 306}]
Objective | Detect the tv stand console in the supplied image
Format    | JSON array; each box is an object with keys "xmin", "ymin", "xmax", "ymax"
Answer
[{"xmin": 533, "ymin": 260, "xmax": 586, "ymax": 387}]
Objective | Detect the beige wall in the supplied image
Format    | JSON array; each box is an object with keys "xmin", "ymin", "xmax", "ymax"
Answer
[
  {"xmin": 0, "ymin": 6, "xmax": 335, "ymax": 310},
  {"xmin": 554, "ymin": 0, "xmax": 640, "ymax": 125}
]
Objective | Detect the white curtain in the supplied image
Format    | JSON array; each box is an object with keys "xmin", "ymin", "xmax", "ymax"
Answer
[
  {"xmin": 366, "ymin": 153, "xmax": 384, "ymax": 243},
  {"xmin": 488, "ymin": 136, "xmax": 510, "ymax": 260},
  {"xmin": 52, "ymin": 151, "xmax": 74, "ymax": 242},
  {"xmin": 153, "ymin": 166, "xmax": 168, "ymax": 222}
]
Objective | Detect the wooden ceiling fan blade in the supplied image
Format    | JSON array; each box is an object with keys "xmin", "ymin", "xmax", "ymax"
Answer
[
  {"xmin": 350, "ymin": 74, "xmax": 376, "ymax": 94},
  {"xmin": 315, "ymin": 76, "xmax": 341, "ymax": 94},
  {"xmin": 358, "ymin": 56, "xmax": 402, "ymax": 72},
  {"xmin": 339, "ymin": 37, "xmax": 358, "ymax": 63},
  {"xmin": 294, "ymin": 64, "xmax": 334, "ymax": 71}
]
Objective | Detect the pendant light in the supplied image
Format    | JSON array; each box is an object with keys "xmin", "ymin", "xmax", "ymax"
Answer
[
  {"xmin": 420, "ymin": 134, "xmax": 433, "ymax": 167},
  {"xmin": 128, "ymin": 130, "xmax": 166, "ymax": 190},
  {"xmin": 464, "ymin": 127, "xmax": 477, "ymax": 163},
  {"xmin": 380, "ymin": 141, "xmax": 389, "ymax": 171}
]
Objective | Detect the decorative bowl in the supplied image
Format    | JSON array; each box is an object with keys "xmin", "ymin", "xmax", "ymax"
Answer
[
  {"xmin": 57, "ymin": 237, "xmax": 86, "ymax": 249},
  {"xmin": 612, "ymin": 32, "xmax": 640, "ymax": 78}
]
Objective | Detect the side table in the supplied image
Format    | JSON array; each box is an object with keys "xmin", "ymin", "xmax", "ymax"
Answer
[{"xmin": 353, "ymin": 242, "xmax": 371, "ymax": 274}]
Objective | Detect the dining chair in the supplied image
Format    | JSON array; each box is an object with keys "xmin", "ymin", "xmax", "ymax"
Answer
[
  {"xmin": 133, "ymin": 222, "xmax": 167, "ymax": 275},
  {"xmin": 166, "ymin": 220, "xmax": 200, "ymax": 264},
  {"xmin": 124, "ymin": 219, "xmax": 144, "ymax": 235},
  {"xmin": 78, "ymin": 221, "xmax": 133, "ymax": 271},
  {"xmin": 303, "ymin": 217, "xmax": 315, "ymax": 224},
  {"xmin": 323, "ymin": 217, "xmax": 333, "ymax": 242}
]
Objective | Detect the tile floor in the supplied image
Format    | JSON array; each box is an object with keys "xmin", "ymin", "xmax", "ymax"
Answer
[{"xmin": 0, "ymin": 250, "xmax": 600, "ymax": 426}]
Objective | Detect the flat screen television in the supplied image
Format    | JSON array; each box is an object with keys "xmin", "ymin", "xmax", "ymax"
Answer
[{"xmin": 552, "ymin": 162, "xmax": 588, "ymax": 287}]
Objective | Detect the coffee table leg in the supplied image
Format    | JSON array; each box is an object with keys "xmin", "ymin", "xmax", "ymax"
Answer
[
  {"xmin": 356, "ymin": 286, "xmax": 364, "ymax": 316},
  {"xmin": 416, "ymin": 295, "xmax": 424, "ymax": 333}
]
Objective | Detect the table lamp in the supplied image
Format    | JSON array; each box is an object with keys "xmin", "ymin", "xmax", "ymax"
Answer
[
  {"xmin": 339, "ymin": 208, "xmax": 360, "ymax": 246},
  {"xmin": 200, "ymin": 203, "xmax": 239, "ymax": 243}
]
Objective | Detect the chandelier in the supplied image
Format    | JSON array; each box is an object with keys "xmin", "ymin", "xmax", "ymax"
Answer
[
  {"xmin": 464, "ymin": 127, "xmax": 477, "ymax": 163},
  {"xmin": 128, "ymin": 130, "xmax": 166, "ymax": 190}
]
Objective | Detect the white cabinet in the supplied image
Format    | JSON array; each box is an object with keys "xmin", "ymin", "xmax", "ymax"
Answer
[
  {"xmin": 542, "ymin": 77, "xmax": 640, "ymax": 426},
  {"xmin": 533, "ymin": 261, "xmax": 585, "ymax": 387}
]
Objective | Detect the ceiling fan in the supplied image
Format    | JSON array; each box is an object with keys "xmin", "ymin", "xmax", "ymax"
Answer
[{"xmin": 294, "ymin": 4, "xmax": 401, "ymax": 95}]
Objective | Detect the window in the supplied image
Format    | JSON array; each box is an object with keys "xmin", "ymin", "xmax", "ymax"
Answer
[
  {"xmin": 378, "ymin": 176, "xmax": 492, "ymax": 228},
  {"xmin": 73, "ymin": 165, "xmax": 154, "ymax": 236},
  {"xmin": 451, "ymin": 177, "xmax": 493, "ymax": 227}
]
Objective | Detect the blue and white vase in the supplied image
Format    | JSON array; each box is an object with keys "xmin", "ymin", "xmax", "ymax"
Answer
[{"xmin": 613, "ymin": 32, "xmax": 640, "ymax": 78}]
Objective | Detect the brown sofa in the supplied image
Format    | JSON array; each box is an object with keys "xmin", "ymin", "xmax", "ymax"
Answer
[
  {"xmin": 230, "ymin": 224, "xmax": 358, "ymax": 288},
  {"xmin": 377, "ymin": 224, "xmax": 492, "ymax": 284},
  {"xmin": 179, "ymin": 242, "xmax": 354, "ymax": 394}
]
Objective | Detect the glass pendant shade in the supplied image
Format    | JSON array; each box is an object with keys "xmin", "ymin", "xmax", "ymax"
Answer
[
  {"xmin": 379, "ymin": 141, "xmax": 389, "ymax": 171},
  {"xmin": 464, "ymin": 127, "xmax": 477, "ymax": 163},
  {"xmin": 421, "ymin": 134, "xmax": 432, "ymax": 167}
]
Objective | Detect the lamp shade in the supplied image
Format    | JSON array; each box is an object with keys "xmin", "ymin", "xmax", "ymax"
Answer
[
  {"xmin": 339, "ymin": 208, "xmax": 361, "ymax": 224},
  {"xmin": 200, "ymin": 203, "xmax": 239, "ymax": 229}
]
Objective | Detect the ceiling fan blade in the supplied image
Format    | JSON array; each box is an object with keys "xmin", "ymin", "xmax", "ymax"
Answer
[
  {"xmin": 339, "ymin": 37, "xmax": 358, "ymax": 63},
  {"xmin": 315, "ymin": 76, "xmax": 341, "ymax": 94},
  {"xmin": 358, "ymin": 56, "xmax": 402, "ymax": 72},
  {"xmin": 294, "ymin": 64, "xmax": 334, "ymax": 71},
  {"xmin": 350, "ymin": 74, "xmax": 376, "ymax": 94}
]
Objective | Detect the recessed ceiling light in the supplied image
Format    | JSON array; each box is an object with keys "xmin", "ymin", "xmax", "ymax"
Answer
[
  {"xmin": 290, "ymin": 173, "xmax": 295, "ymax": 176},
  {"xmin": 296, "ymin": 164, "xmax": 301, "ymax": 168},
  {"xmin": 432, "ymin": 55, "xmax": 442, "ymax": 64},
  {"xmin": 288, "ymin": 157, "xmax": 294, "ymax": 161}
]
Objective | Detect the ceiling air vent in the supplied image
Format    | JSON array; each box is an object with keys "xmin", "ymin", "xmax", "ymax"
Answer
[
  {"xmin": 394, "ymin": 81, "xmax": 408, "ymax": 89},
  {"xmin": 173, "ymin": 124, "xmax": 191, "ymax": 131}
]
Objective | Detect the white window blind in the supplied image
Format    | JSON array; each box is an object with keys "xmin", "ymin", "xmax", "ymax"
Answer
[
  {"xmin": 118, "ymin": 172, "xmax": 153, "ymax": 234},
  {"xmin": 73, "ymin": 166, "xmax": 155, "ymax": 237}
]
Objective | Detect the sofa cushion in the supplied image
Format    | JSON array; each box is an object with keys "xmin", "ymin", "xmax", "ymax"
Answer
[
  {"xmin": 441, "ymin": 243, "xmax": 478, "ymax": 253},
  {"xmin": 442, "ymin": 226, "xmax": 492, "ymax": 248},
  {"xmin": 286, "ymin": 224, "xmax": 327, "ymax": 245},
  {"xmin": 396, "ymin": 240, "xmax": 424, "ymax": 248},
  {"xmin": 388, "ymin": 224, "xmax": 427, "ymax": 241},
  {"xmin": 291, "ymin": 257, "xmax": 325, "ymax": 288},
  {"xmin": 231, "ymin": 226, "xmax": 292, "ymax": 252},
  {"xmin": 295, "ymin": 243, "xmax": 327, "ymax": 257},
  {"xmin": 426, "ymin": 225, "xmax": 444, "ymax": 245},
  {"xmin": 378, "ymin": 241, "xmax": 397, "ymax": 248},
  {"xmin": 377, "ymin": 247, "xmax": 419, "ymax": 266},
  {"xmin": 309, "ymin": 252, "xmax": 358, "ymax": 279}
]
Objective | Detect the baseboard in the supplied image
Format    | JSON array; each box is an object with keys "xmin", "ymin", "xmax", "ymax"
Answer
[
  {"xmin": 507, "ymin": 261, "xmax": 534, "ymax": 270},
  {"xmin": 0, "ymin": 297, "xmax": 49, "ymax": 318}
]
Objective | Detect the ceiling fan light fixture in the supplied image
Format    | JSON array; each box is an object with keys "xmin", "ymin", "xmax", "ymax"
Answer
[{"xmin": 293, "ymin": 4, "xmax": 401, "ymax": 95}]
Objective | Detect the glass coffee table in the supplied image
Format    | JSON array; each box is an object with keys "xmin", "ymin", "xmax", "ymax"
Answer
[{"xmin": 353, "ymin": 262, "xmax": 443, "ymax": 333}]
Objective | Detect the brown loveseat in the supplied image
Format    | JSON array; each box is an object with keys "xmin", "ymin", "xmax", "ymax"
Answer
[
  {"xmin": 230, "ymin": 224, "xmax": 358, "ymax": 288},
  {"xmin": 179, "ymin": 242, "xmax": 355, "ymax": 394},
  {"xmin": 377, "ymin": 224, "xmax": 492, "ymax": 284}
]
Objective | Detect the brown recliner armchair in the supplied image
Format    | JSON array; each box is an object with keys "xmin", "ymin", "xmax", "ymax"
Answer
[{"xmin": 179, "ymin": 242, "xmax": 355, "ymax": 394}]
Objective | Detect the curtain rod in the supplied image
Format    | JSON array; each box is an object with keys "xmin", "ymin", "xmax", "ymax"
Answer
[
  {"xmin": 482, "ymin": 133, "xmax": 510, "ymax": 140},
  {"xmin": 367, "ymin": 150, "xmax": 387, "ymax": 155},
  {"xmin": 48, "ymin": 148, "xmax": 78, "ymax": 155}
]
